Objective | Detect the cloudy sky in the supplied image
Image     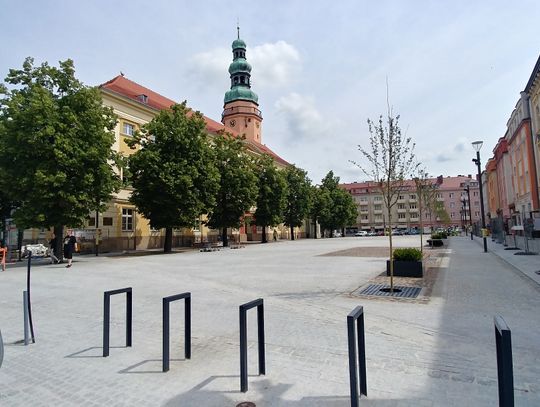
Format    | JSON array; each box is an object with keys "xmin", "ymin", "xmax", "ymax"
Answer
[{"xmin": 2, "ymin": 0, "xmax": 539, "ymax": 184}]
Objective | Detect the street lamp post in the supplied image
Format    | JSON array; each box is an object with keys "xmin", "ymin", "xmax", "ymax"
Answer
[
  {"xmin": 472, "ymin": 141, "xmax": 488, "ymax": 253},
  {"xmin": 464, "ymin": 184, "xmax": 473, "ymax": 240}
]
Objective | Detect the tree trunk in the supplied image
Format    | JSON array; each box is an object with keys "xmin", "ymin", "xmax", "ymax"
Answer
[
  {"xmin": 261, "ymin": 227, "xmax": 267, "ymax": 243},
  {"xmin": 290, "ymin": 225, "xmax": 295, "ymax": 240},
  {"xmin": 419, "ymin": 199, "xmax": 423, "ymax": 257},
  {"xmin": 164, "ymin": 227, "xmax": 173, "ymax": 253},
  {"xmin": 388, "ymin": 213, "xmax": 394, "ymax": 292},
  {"xmin": 222, "ymin": 227, "xmax": 228, "ymax": 247},
  {"xmin": 54, "ymin": 225, "xmax": 64, "ymax": 259}
]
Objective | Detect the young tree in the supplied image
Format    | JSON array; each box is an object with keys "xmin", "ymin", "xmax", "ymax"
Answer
[
  {"xmin": 254, "ymin": 155, "xmax": 287, "ymax": 243},
  {"xmin": 352, "ymin": 113, "xmax": 417, "ymax": 292},
  {"xmin": 127, "ymin": 102, "xmax": 219, "ymax": 252},
  {"xmin": 283, "ymin": 165, "xmax": 312, "ymax": 240},
  {"xmin": 413, "ymin": 167, "xmax": 436, "ymax": 255},
  {"xmin": 0, "ymin": 58, "xmax": 121, "ymax": 255},
  {"xmin": 206, "ymin": 131, "xmax": 258, "ymax": 247}
]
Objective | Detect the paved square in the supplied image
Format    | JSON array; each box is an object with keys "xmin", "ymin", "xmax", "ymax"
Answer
[{"xmin": 1, "ymin": 236, "xmax": 539, "ymax": 406}]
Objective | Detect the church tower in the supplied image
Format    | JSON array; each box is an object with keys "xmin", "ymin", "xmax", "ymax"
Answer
[{"xmin": 222, "ymin": 28, "xmax": 263, "ymax": 143}]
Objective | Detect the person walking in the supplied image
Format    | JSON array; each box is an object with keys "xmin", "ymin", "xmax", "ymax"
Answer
[
  {"xmin": 63, "ymin": 231, "xmax": 77, "ymax": 268},
  {"xmin": 0, "ymin": 242, "xmax": 7, "ymax": 271},
  {"xmin": 49, "ymin": 234, "xmax": 60, "ymax": 264}
]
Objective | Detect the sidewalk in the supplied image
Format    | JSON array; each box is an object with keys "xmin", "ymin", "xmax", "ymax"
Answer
[
  {"xmin": 0, "ymin": 236, "xmax": 539, "ymax": 405},
  {"xmin": 470, "ymin": 234, "xmax": 540, "ymax": 286}
]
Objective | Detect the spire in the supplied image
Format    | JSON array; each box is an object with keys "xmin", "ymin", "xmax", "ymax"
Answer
[
  {"xmin": 237, "ymin": 19, "xmax": 240, "ymax": 39},
  {"xmin": 224, "ymin": 29, "xmax": 258, "ymax": 105}
]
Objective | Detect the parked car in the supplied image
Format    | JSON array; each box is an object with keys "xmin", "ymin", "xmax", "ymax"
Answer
[
  {"xmin": 22, "ymin": 243, "xmax": 50, "ymax": 258},
  {"xmin": 332, "ymin": 231, "xmax": 342, "ymax": 237},
  {"xmin": 354, "ymin": 231, "xmax": 368, "ymax": 237},
  {"xmin": 367, "ymin": 231, "xmax": 377, "ymax": 236}
]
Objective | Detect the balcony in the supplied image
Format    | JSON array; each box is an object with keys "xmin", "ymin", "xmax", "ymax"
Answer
[
  {"xmin": 409, "ymin": 199, "xmax": 417, "ymax": 204},
  {"xmin": 409, "ymin": 207, "xmax": 419, "ymax": 213},
  {"xmin": 409, "ymin": 217, "xmax": 419, "ymax": 222},
  {"xmin": 360, "ymin": 219, "xmax": 370, "ymax": 224},
  {"xmin": 397, "ymin": 208, "xmax": 407, "ymax": 213},
  {"xmin": 397, "ymin": 199, "xmax": 406, "ymax": 204},
  {"xmin": 373, "ymin": 209, "xmax": 383, "ymax": 214}
]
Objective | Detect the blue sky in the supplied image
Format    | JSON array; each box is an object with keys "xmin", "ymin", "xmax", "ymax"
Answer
[{"xmin": 2, "ymin": 0, "xmax": 539, "ymax": 184}]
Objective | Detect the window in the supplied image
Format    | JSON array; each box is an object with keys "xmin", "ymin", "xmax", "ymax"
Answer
[
  {"xmin": 398, "ymin": 195, "xmax": 404, "ymax": 200},
  {"xmin": 473, "ymin": 191, "xmax": 479, "ymax": 197},
  {"xmin": 240, "ymin": 76, "xmax": 245, "ymax": 84},
  {"xmin": 361, "ymin": 215, "xmax": 368, "ymax": 220},
  {"xmin": 374, "ymin": 196, "xmax": 382, "ymax": 201},
  {"xmin": 449, "ymin": 193, "xmax": 454, "ymax": 198},
  {"xmin": 121, "ymin": 164, "xmax": 130, "ymax": 186},
  {"xmin": 409, "ymin": 194, "xmax": 416, "ymax": 200},
  {"xmin": 409, "ymin": 204, "xmax": 417, "ymax": 209},
  {"xmin": 475, "ymin": 211, "xmax": 480, "ymax": 217},
  {"xmin": 450, "ymin": 202, "xmax": 455, "ymax": 208},
  {"xmin": 374, "ymin": 204, "xmax": 382, "ymax": 210},
  {"xmin": 103, "ymin": 217, "xmax": 113, "ymax": 226},
  {"xmin": 122, "ymin": 208, "xmax": 134, "ymax": 231},
  {"xmin": 123, "ymin": 122, "xmax": 135, "ymax": 136},
  {"xmin": 474, "ymin": 201, "xmax": 479, "ymax": 206},
  {"xmin": 451, "ymin": 212, "xmax": 455, "ymax": 218},
  {"xmin": 398, "ymin": 213, "xmax": 406, "ymax": 219},
  {"xmin": 87, "ymin": 217, "xmax": 95, "ymax": 227},
  {"xmin": 436, "ymin": 193, "xmax": 442, "ymax": 198},
  {"xmin": 398, "ymin": 204, "xmax": 405, "ymax": 209}
]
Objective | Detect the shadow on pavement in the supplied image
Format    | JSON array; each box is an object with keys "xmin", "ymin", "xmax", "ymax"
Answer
[
  {"xmin": 65, "ymin": 346, "xmax": 124, "ymax": 358},
  {"xmin": 118, "ymin": 358, "xmax": 186, "ymax": 374}
]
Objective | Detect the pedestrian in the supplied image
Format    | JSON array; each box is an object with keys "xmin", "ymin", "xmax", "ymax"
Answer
[
  {"xmin": 49, "ymin": 234, "xmax": 60, "ymax": 264},
  {"xmin": 273, "ymin": 229, "xmax": 278, "ymax": 241},
  {"xmin": 63, "ymin": 231, "xmax": 77, "ymax": 268},
  {"xmin": 0, "ymin": 242, "xmax": 7, "ymax": 272}
]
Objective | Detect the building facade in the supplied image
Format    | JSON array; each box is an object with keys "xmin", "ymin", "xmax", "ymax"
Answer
[{"xmin": 341, "ymin": 175, "xmax": 481, "ymax": 233}]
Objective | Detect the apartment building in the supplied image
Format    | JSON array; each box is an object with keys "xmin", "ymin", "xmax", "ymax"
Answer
[{"xmin": 341, "ymin": 175, "xmax": 481, "ymax": 232}]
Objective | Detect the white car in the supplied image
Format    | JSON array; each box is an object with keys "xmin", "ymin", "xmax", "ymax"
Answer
[
  {"xmin": 22, "ymin": 243, "xmax": 50, "ymax": 258},
  {"xmin": 354, "ymin": 231, "xmax": 368, "ymax": 237}
]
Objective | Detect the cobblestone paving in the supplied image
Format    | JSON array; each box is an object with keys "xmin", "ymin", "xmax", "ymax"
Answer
[{"xmin": 0, "ymin": 236, "xmax": 539, "ymax": 406}]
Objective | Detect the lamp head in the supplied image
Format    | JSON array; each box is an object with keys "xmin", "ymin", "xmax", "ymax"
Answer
[{"xmin": 472, "ymin": 140, "xmax": 483, "ymax": 152}]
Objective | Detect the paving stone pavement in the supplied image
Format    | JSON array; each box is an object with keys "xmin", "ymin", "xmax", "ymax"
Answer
[{"xmin": 0, "ymin": 236, "xmax": 539, "ymax": 406}]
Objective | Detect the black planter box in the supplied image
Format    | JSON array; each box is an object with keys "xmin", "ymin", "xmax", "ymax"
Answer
[
  {"xmin": 386, "ymin": 260, "xmax": 423, "ymax": 278},
  {"xmin": 427, "ymin": 239, "xmax": 443, "ymax": 247}
]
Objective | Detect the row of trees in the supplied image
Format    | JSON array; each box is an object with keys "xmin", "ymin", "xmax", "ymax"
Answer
[{"xmin": 0, "ymin": 58, "xmax": 357, "ymax": 254}]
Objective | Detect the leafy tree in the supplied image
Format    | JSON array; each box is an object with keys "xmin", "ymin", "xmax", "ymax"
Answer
[
  {"xmin": 254, "ymin": 155, "xmax": 287, "ymax": 243},
  {"xmin": 308, "ymin": 185, "xmax": 331, "ymax": 239},
  {"xmin": 0, "ymin": 57, "xmax": 120, "ymax": 255},
  {"xmin": 413, "ymin": 167, "xmax": 437, "ymax": 255},
  {"xmin": 318, "ymin": 171, "xmax": 358, "ymax": 236},
  {"xmin": 127, "ymin": 102, "xmax": 219, "ymax": 252},
  {"xmin": 206, "ymin": 131, "xmax": 258, "ymax": 247},
  {"xmin": 352, "ymin": 112, "xmax": 417, "ymax": 292},
  {"xmin": 283, "ymin": 165, "xmax": 312, "ymax": 240}
]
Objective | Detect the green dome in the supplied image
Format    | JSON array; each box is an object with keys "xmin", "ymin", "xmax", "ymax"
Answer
[
  {"xmin": 224, "ymin": 87, "xmax": 259, "ymax": 104},
  {"xmin": 228, "ymin": 58, "xmax": 252, "ymax": 74},
  {"xmin": 232, "ymin": 38, "xmax": 247, "ymax": 49}
]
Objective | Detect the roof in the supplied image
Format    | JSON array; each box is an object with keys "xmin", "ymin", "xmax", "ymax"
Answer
[
  {"xmin": 99, "ymin": 75, "xmax": 288, "ymax": 165},
  {"xmin": 341, "ymin": 176, "xmax": 478, "ymax": 193},
  {"xmin": 525, "ymin": 54, "xmax": 540, "ymax": 93}
]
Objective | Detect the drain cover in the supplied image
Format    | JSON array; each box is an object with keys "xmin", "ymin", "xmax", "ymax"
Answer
[
  {"xmin": 236, "ymin": 403, "xmax": 256, "ymax": 407},
  {"xmin": 358, "ymin": 284, "xmax": 421, "ymax": 298}
]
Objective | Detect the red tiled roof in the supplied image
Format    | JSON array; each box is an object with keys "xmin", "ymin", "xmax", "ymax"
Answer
[{"xmin": 98, "ymin": 75, "xmax": 288, "ymax": 165}]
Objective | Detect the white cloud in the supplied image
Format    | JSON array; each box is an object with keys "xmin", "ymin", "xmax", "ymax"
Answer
[
  {"xmin": 187, "ymin": 40, "xmax": 301, "ymax": 90},
  {"xmin": 275, "ymin": 92, "xmax": 332, "ymax": 144}
]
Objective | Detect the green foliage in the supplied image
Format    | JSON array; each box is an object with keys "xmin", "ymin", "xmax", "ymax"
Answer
[
  {"xmin": 393, "ymin": 247, "xmax": 422, "ymax": 261},
  {"xmin": 206, "ymin": 132, "xmax": 258, "ymax": 234},
  {"xmin": 317, "ymin": 171, "xmax": 358, "ymax": 233},
  {"xmin": 254, "ymin": 155, "xmax": 287, "ymax": 242},
  {"xmin": 127, "ymin": 102, "xmax": 219, "ymax": 231},
  {"xmin": 283, "ymin": 165, "xmax": 312, "ymax": 229},
  {"xmin": 431, "ymin": 231, "xmax": 447, "ymax": 239},
  {"xmin": 0, "ymin": 57, "xmax": 120, "ymax": 229}
]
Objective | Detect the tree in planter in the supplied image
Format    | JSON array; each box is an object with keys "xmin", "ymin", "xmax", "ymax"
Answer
[
  {"xmin": 0, "ymin": 58, "xmax": 121, "ymax": 256},
  {"xmin": 206, "ymin": 131, "xmax": 258, "ymax": 247},
  {"xmin": 254, "ymin": 155, "xmax": 287, "ymax": 243},
  {"xmin": 413, "ymin": 167, "xmax": 436, "ymax": 256},
  {"xmin": 352, "ymin": 113, "xmax": 417, "ymax": 292},
  {"xmin": 318, "ymin": 171, "xmax": 358, "ymax": 237},
  {"xmin": 127, "ymin": 102, "xmax": 219, "ymax": 252},
  {"xmin": 283, "ymin": 165, "xmax": 312, "ymax": 240}
]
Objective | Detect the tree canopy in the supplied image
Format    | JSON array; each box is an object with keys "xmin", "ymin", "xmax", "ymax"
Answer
[
  {"xmin": 127, "ymin": 102, "xmax": 219, "ymax": 252},
  {"xmin": 206, "ymin": 131, "xmax": 258, "ymax": 246},
  {"xmin": 317, "ymin": 171, "xmax": 357, "ymax": 235},
  {"xmin": 283, "ymin": 165, "xmax": 312, "ymax": 240},
  {"xmin": 254, "ymin": 155, "xmax": 287, "ymax": 243},
  {"xmin": 0, "ymin": 57, "xmax": 120, "ymax": 249}
]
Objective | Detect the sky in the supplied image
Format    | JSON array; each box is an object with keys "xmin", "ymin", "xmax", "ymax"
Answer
[{"xmin": 1, "ymin": 0, "xmax": 539, "ymax": 184}]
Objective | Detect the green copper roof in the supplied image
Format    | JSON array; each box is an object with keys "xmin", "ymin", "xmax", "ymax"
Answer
[
  {"xmin": 224, "ymin": 87, "xmax": 258, "ymax": 104},
  {"xmin": 228, "ymin": 58, "xmax": 252, "ymax": 74},
  {"xmin": 232, "ymin": 38, "xmax": 246, "ymax": 49}
]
